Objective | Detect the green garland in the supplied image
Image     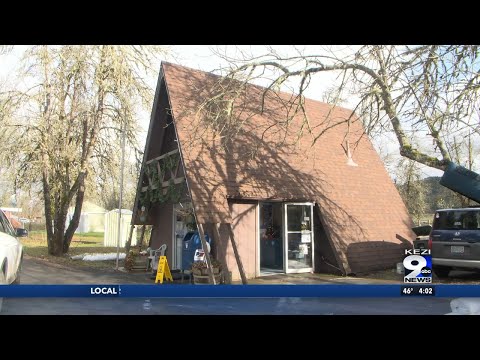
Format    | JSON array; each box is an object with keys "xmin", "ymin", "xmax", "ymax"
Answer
[
  {"xmin": 139, "ymin": 152, "xmax": 184, "ymax": 209},
  {"xmin": 164, "ymin": 153, "xmax": 179, "ymax": 174}
]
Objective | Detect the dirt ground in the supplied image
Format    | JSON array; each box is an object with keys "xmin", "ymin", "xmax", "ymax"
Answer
[
  {"xmin": 19, "ymin": 255, "xmax": 480, "ymax": 285},
  {"xmin": 20, "ymin": 256, "xmax": 400, "ymax": 285},
  {"xmin": 20, "ymin": 255, "xmax": 155, "ymax": 284}
]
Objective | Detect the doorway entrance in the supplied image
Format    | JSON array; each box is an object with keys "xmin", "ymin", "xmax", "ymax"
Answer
[
  {"xmin": 259, "ymin": 202, "xmax": 284, "ymax": 274},
  {"xmin": 259, "ymin": 202, "xmax": 314, "ymax": 275},
  {"xmin": 172, "ymin": 203, "xmax": 191, "ymax": 270},
  {"xmin": 284, "ymin": 203, "xmax": 314, "ymax": 273}
]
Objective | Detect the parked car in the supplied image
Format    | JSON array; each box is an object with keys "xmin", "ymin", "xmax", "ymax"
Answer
[
  {"xmin": 0, "ymin": 210, "xmax": 26, "ymax": 285},
  {"xmin": 429, "ymin": 207, "xmax": 480, "ymax": 278},
  {"xmin": 413, "ymin": 225, "xmax": 432, "ymax": 250}
]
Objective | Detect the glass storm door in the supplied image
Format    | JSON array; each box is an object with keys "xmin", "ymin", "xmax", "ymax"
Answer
[
  {"xmin": 284, "ymin": 203, "xmax": 314, "ymax": 273},
  {"xmin": 173, "ymin": 204, "xmax": 189, "ymax": 270}
]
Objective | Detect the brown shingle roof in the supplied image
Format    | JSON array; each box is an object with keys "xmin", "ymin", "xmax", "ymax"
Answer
[{"xmin": 162, "ymin": 62, "xmax": 415, "ymax": 273}]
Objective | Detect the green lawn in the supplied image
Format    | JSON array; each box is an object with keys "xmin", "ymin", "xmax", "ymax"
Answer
[{"xmin": 21, "ymin": 231, "xmax": 126, "ymax": 270}]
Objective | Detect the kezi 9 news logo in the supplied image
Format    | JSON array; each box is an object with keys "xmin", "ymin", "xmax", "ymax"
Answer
[{"xmin": 403, "ymin": 249, "xmax": 432, "ymax": 283}]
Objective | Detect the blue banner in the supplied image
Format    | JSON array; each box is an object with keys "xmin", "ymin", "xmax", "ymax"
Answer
[{"xmin": 0, "ymin": 284, "xmax": 480, "ymax": 297}]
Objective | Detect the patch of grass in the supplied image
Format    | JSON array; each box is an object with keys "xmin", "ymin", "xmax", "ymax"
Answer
[
  {"xmin": 24, "ymin": 231, "xmax": 104, "ymax": 247},
  {"xmin": 21, "ymin": 231, "xmax": 126, "ymax": 270},
  {"xmin": 74, "ymin": 232, "xmax": 104, "ymax": 238},
  {"xmin": 28, "ymin": 230, "xmax": 103, "ymax": 237}
]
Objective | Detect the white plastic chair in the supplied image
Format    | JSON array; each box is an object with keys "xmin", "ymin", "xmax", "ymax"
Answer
[{"xmin": 148, "ymin": 244, "xmax": 167, "ymax": 272}]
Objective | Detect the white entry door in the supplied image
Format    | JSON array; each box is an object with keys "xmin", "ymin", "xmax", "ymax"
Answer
[{"xmin": 284, "ymin": 203, "xmax": 314, "ymax": 273}]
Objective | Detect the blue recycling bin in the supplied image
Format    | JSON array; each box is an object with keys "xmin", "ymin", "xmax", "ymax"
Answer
[{"xmin": 181, "ymin": 231, "xmax": 212, "ymax": 271}]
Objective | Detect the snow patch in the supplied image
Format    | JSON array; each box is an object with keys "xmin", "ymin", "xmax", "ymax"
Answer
[{"xmin": 71, "ymin": 253, "xmax": 126, "ymax": 261}]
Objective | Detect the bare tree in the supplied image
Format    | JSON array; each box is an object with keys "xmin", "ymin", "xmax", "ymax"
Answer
[
  {"xmin": 92, "ymin": 151, "xmax": 139, "ymax": 211},
  {"xmin": 0, "ymin": 45, "xmax": 167, "ymax": 255},
  {"xmin": 210, "ymin": 45, "xmax": 480, "ymax": 171},
  {"xmin": 0, "ymin": 46, "xmax": 13, "ymax": 55},
  {"xmin": 395, "ymin": 159, "xmax": 427, "ymax": 224}
]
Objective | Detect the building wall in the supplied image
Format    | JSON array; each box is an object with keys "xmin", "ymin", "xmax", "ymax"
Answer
[
  {"xmin": 149, "ymin": 203, "xmax": 173, "ymax": 262},
  {"xmin": 214, "ymin": 202, "xmax": 257, "ymax": 282},
  {"xmin": 313, "ymin": 205, "xmax": 342, "ymax": 275},
  {"xmin": 162, "ymin": 63, "xmax": 416, "ymax": 275},
  {"xmin": 218, "ymin": 201, "xmax": 341, "ymax": 280}
]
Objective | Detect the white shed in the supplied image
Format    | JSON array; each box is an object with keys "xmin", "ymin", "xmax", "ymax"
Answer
[
  {"xmin": 104, "ymin": 209, "xmax": 137, "ymax": 247},
  {"xmin": 66, "ymin": 201, "xmax": 106, "ymax": 233}
]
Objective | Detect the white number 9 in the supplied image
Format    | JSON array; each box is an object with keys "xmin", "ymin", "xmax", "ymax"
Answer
[{"xmin": 403, "ymin": 255, "xmax": 426, "ymax": 278}]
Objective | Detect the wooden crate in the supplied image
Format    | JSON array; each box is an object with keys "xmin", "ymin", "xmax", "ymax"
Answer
[{"xmin": 130, "ymin": 257, "xmax": 148, "ymax": 271}]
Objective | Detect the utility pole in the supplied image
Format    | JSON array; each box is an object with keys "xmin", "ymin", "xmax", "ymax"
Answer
[{"xmin": 115, "ymin": 114, "xmax": 127, "ymax": 270}]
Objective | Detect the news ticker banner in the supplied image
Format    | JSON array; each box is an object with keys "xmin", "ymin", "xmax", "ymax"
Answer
[{"xmin": 0, "ymin": 285, "xmax": 480, "ymax": 297}]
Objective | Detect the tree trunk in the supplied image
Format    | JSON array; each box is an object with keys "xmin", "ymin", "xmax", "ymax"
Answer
[
  {"xmin": 52, "ymin": 226, "xmax": 65, "ymax": 256},
  {"xmin": 42, "ymin": 172, "xmax": 55, "ymax": 255},
  {"xmin": 63, "ymin": 175, "xmax": 86, "ymax": 253},
  {"xmin": 60, "ymin": 48, "xmax": 105, "ymax": 254}
]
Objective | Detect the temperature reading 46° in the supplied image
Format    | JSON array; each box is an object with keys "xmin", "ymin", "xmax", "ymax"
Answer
[{"xmin": 402, "ymin": 287, "xmax": 413, "ymax": 295}]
